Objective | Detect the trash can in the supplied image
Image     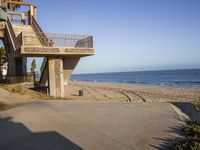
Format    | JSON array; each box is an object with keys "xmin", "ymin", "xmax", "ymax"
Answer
[{"xmin": 79, "ymin": 90, "xmax": 83, "ymax": 96}]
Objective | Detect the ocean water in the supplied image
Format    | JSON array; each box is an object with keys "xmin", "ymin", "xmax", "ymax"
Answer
[{"xmin": 70, "ymin": 69, "xmax": 200, "ymax": 88}]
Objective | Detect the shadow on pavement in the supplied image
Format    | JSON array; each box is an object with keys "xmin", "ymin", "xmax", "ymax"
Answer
[
  {"xmin": 0, "ymin": 116, "xmax": 83, "ymax": 150},
  {"xmin": 149, "ymin": 102, "xmax": 200, "ymax": 150},
  {"xmin": 149, "ymin": 123, "xmax": 185, "ymax": 149}
]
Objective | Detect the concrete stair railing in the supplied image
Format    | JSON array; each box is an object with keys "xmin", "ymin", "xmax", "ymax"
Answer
[
  {"xmin": 5, "ymin": 17, "xmax": 25, "ymax": 52},
  {"xmin": 30, "ymin": 16, "xmax": 52, "ymax": 47},
  {"xmin": 5, "ymin": 17, "xmax": 17, "ymax": 51}
]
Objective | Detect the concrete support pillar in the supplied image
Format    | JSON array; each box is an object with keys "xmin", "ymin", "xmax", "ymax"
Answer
[
  {"xmin": 7, "ymin": 53, "xmax": 16, "ymax": 75},
  {"xmin": 63, "ymin": 57, "xmax": 80, "ymax": 85},
  {"xmin": 48, "ymin": 57, "xmax": 64, "ymax": 98}
]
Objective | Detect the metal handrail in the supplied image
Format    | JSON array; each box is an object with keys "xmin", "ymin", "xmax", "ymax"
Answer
[{"xmin": 8, "ymin": 11, "xmax": 29, "ymax": 25}]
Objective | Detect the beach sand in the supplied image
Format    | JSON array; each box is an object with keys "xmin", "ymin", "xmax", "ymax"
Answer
[
  {"xmin": 64, "ymin": 81, "xmax": 200, "ymax": 103},
  {"xmin": 0, "ymin": 81, "xmax": 200, "ymax": 105}
]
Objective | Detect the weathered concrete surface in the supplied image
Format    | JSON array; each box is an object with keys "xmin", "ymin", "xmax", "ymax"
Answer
[
  {"xmin": 18, "ymin": 46, "xmax": 95, "ymax": 57},
  {"xmin": 0, "ymin": 101, "xmax": 187, "ymax": 150},
  {"xmin": 46, "ymin": 57, "xmax": 80, "ymax": 97},
  {"xmin": 63, "ymin": 57, "xmax": 80, "ymax": 85},
  {"xmin": 48, "ymin": 57, "xmax": 64, "ymax": 97}
]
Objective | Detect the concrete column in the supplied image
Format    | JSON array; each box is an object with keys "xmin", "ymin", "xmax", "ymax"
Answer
[
  {"xmin": 48, "ymin": 57, "xmax": 64, "ymax": 98},
  {"xmin": 63, "ymin": 57, "xmax": 80, "ymax": 85}
]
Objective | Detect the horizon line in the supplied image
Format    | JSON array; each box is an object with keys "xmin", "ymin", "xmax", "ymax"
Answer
[{"xmin": 73, "ymin": 67, "xmax": 200, "ymax": 75}]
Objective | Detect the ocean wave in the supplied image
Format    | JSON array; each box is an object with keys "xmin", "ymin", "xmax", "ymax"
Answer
[{"xmin": 70, "ymin": 69, "xmax": 200, "ymax": 88}]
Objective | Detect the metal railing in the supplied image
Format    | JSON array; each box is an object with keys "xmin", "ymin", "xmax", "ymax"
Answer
[
  {"xmin": 6, "ymin": 72, "xmax": 36, "ymax": 83},
  {"xmin": 46, "ymin": 33, "xmax": 93, "ymax": 48},
  {"xmin": 10, "ymin": 18, "xmax": 29, "ymax": 25},
  {"xmin": 22, "ymin": 31, "xmax": 93, "ymax": 48},
  {"xmin": 8, "ymin": 12, "xmax": 29, "ymax": 25},
  {"xmin": 6, "ymin": 15, "xmax": 93, "ymax": 48}
]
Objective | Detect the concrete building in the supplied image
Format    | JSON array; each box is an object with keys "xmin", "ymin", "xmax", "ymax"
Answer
[{"xmin": 0, "ymin": 0, "xmax": 95, "ymax": 97}]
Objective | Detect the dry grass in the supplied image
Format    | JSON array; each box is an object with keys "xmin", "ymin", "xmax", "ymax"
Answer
[
  {"xmin": 1, "ymin": 82, "xmax": 73, "ymax": 101},
  {"xmin": 0, "ymin": 101, "xmax": 8, "ymax": 111}
]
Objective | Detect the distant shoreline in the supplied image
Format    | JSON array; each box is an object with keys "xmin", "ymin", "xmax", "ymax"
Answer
[
  {"xmin": 70, "ymin": 79, "xmax": 200, "ymax": 89},
  {"xmin": 69, "ymin": 80, "xmax": 200, "ymax": 90},
  {"xmin": 70, "ymin": 69, "xmax": 200, "ymax": 89},
  {"xmin": 73, "ymin": 68, "xmax": 200, "ymax": 75}
]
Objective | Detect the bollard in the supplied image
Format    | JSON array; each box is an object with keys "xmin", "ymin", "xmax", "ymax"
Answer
[{"xmin": 79, "ymin": 90, "xmax": 84, "ymax": 96}]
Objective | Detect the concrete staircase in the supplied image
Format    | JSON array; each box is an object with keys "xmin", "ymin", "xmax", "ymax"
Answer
[
  {"xmin": 3, "ymin": 17, "xmax": 27, "ymax": 80},
  {"xmin": 13, "ymin": 24, "xmax": 35, "ymax": 36},
  {"xmin": 12, "ymin": 23, "xmax": 48, "ymax": 86},
  {"xmin": 1, "ymin": 14, "xmax": 95, "ymax": 97}
]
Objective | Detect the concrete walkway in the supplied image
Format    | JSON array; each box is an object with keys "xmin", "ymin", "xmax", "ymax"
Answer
[{"xmin": 0, "ymin": 101, "xmax": 188, "ymax": 150}]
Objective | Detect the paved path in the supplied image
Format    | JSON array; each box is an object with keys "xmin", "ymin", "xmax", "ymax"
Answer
[{"xmin": 0, "ymin": 101, "xmax": 188, "ymax": 150}]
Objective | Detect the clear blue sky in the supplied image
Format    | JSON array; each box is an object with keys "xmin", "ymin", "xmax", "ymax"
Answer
[{"xmin": 20, "ymin": 0, "xmax": 200, "ymax": 73}]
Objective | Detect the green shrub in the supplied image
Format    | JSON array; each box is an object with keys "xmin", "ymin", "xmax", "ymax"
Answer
[
  {"xmin": 170, "ymin": 122, "xmax": 200, "ymax": 150},
  {"xmin": 171, "ymin": 138, "xmax": 200, "ymax": 150},
  {"xmin": 184, "ymin": 122, "xmax": 200, "ymax": 139}
]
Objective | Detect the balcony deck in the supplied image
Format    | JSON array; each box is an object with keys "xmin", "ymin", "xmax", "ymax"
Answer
[{"xmin": 15, "ymin": 31, "xmax": 95, "ymax": 57}]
